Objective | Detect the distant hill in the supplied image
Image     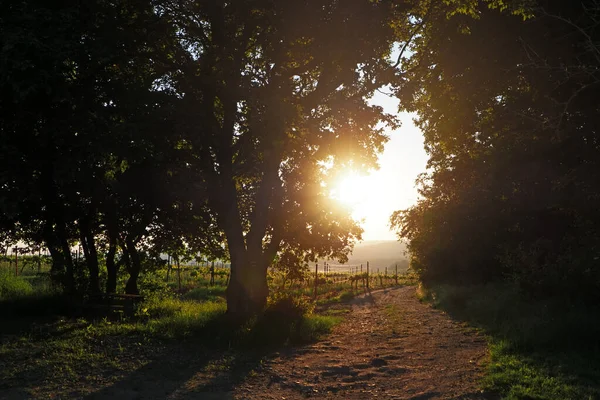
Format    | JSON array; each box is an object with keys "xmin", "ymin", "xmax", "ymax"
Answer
[{"xmin": 327, "ymin": 240, "xmax": 409, "ymax": 273}]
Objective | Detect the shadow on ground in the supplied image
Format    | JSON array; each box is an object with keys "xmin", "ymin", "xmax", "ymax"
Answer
[{"xmin": 83, "ymin": 343, "xmax": 273, "ymax": 399}]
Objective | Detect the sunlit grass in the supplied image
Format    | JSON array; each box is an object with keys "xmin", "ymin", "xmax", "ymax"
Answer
[
  {"xmin": 182, "ymin": 286, "xmax": 227, "ymax": 302},
  {"xmin": 0, "ymin": 269, "xmax": 34, "ymax": 300},
  {"xmin": 141, "ymin": 297, "xmax": 227, "ymax": 338}
]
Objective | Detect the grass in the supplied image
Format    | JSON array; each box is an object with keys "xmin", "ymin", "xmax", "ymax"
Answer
[
  {"xmin": 316, "ymin": 288, "xmax": 359, "ymax": 305},
  {"xmin": 420, "ymin": 283, "xmax": 600, "ymax": 399},
  {"xmin": 0, "ymin": 283, "xmax": 346, "ymax": 398},
  {"xmin": 182, "ymin": 286, "xmax": 227, "ymax": 302},
  {"xmin": 0, "ymin": 270, "xmax": 68, "ymax": 321},
  {"xmin": 1, "ymin": 310, "xmax": 339, "ymax": 398},
  {"xmin": 139, "ymin": 297, "xmax": 228, "ymax": 338},
  {"xmin": 0, "ymin": 269, "xmax": 34, "ymax": 300},
  {"xmin": 2, "ymin": 267, "xmax": 386, "ymax": 397}
]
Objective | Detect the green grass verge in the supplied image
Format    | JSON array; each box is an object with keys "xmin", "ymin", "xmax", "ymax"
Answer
[
  {"xmin": 181, "ymin": 285, "xmax": 227, "ymax": 302},
  {"xmin": 0, "ymin": 269, "xmax": 34, "ymax": 300},
  {"xmin": 421, "ymin": 283, "xmax": 600, "ymax": 399}
]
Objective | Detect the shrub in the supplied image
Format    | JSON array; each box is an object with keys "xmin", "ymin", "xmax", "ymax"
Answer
[
  {"xmin": 241, "ymin": 295, "xmax": 337, "ymax": 348},
  {"xmin": 265, "ymin": 292, "xmax": 314, "ymax": 321}
]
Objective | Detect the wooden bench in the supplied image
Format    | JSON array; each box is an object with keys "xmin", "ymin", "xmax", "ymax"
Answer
[{"xmin": 84, "ymin": 293, "xmax": 145, "ymax": 318}]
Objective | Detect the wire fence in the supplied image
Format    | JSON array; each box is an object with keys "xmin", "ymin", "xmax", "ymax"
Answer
[{"xmin": 1, "ymin": 249, "xmax": 413, "ymax": 302}]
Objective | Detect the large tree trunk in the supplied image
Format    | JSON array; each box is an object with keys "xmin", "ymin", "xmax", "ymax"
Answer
[
  {"xmin": 219, "ymin": 187, "xmax": 271, "ymax": 319},
  {"xmin": 79, "ymin": 218, "xmax": 101, "ymax": 294},
  {"xmin": 43, "ymin": 223, "xmax": 64, "ymax": 280},
  {"xmin": 211, "ymin": 108, "xmax": 283, "ymax": 319},
  {"xmin": 40, "ymin": 166, "xmax": 74, "ymax": 294},
  {"xmin": 219, "ymin": 187, "xmax": 282, "ymax": 319},
  {"xmin": 226, "ymin": 253, "xmax": 269, "ymax": 319},
  {"xmin": 124, "ymin": 238, "xmax": 141, "ymax": 295}
]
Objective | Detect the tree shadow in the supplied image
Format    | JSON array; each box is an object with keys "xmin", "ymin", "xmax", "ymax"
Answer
[
  {"xmin": 351, "ymin": 291, "xmax": 377, "ymax": 306},
  {"xmin": 83, "ymin": 342, "xmax": 273, "ymax": 399},
  {"xmin": 82, "ymin": 312, "xmax": 317, "ymax": 399}
]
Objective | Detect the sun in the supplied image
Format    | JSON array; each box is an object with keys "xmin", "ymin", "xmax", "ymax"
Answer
[
  {"xmin": 331, "ymin": 171, "xmax": 369, "ymax": 207},
  {"xmin": 329, "ymin": 169, "xmax": 397, "ymax": 240}
]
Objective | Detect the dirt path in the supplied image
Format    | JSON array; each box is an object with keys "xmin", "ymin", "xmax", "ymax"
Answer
[{"xmin": 234, "ymin": 286, "xmax": 493, "ymax": 399}]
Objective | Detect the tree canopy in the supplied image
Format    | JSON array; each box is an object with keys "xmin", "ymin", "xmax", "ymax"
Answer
[
  {"xmin": 5, "ymin": 0, "xmax": 596, "ymax": 316},
  {"xmin": 392, "ymin": 0, "xmax": 600, "ymax": 302},
  {"xmin": 1, "ymin": 0, "xmax": 420, "ymax": 317}
]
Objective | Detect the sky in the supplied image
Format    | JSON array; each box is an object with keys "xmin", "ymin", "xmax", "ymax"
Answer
[{"xmin": 334, "ymin": 92, "xmax": 428, "ymax": 241}]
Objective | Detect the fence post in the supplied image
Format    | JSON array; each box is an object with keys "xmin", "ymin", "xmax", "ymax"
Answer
[
  {"xmin": 177, "ymin": 258, "xmax": 181, "ymax": 292},
  {"xmin": 395, "ymin": 263, "xmax": 398, "ymax": 285},
  {"xmin": 313, "ymin": 262, "xmax": 318, "ymax": 299},
  {"xmin": 14, "ymin": 247, "xmax": 18, "ymax": 277},
  {"xmin": 366, "ymin": 261, "xmax": 369, "ymax": 290},
  {"xmin": 210, "ymin": 261, "xmax": 215, "ymax": 286},
  {"xmin": 166, "ymin": 255, "xmax": 171, "ymax": 282}
]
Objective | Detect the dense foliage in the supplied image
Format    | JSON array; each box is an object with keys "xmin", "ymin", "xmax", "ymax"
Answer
[
  {"xmin": 0, "ymin": 0, "xmax": 421, "ymax": 316},
  {"xmin": 392, "ymin": 0, "xmax": 600, "ymax": 303}
]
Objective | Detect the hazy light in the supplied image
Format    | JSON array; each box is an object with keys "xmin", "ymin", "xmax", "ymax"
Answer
[{"xmin": 331, "ymin": 94, "xmax": 428, "ymax": 241}]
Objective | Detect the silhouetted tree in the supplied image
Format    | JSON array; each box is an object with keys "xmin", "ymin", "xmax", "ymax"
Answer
[
  {"xmin": 160, "ymin": 0, "xmax": 422, "ymax": 318},
  {"xmin": 392, "ymin": 0, "xmax": 600, "ymax": 302}
]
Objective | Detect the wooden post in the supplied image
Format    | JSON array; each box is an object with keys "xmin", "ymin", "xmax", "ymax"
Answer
[
  {"xmin": 177, "ymin": 258, "xmax": 181, "ymax": 292},
  {"xmin": 366, "ymin": 261, "xmax": 369, "ymax": 290},
  {"xmin": 313, "ymin": 262, "xmax": 318, "ymax": 299},
  {"xmin": 37, "ymin": 248, "xmax": 42, "ymax": 274},
  {"xmin": 166, "ymin": 255, "xmax": 170, "ymax": 282},
  {"xmin": 210, "ymin": 261, "xmax": 215, "ymax": 286},
  {"xmin": 395, "ymin": 263, "xmax": 398, "ymax": 285},
  {"xmin": 14, "ymin": 247, "xmax": 18, "ymax": 277}
]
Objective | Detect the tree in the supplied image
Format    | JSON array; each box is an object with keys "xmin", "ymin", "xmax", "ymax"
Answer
[
  {"xmin": 158, "ymin": 0, "xmax": 412, "ymax": 318},
  {"xmin": 0, "ymin": 0, "xmax": 185, "ymax": 294},
  {"xmin": 391, "ymin": 0, "xmax": 600, "ymax": 301}
]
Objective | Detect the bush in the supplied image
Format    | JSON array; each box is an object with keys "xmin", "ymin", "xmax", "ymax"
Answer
[
  {"xmin": 236, "ymin": 293, "xmax": 322, "ymax": 347},
  {"xmin": 138, "ymin": 270, "xmax": 171, "ymax": 298},
  {"xmin": 265, "ymin": 293, "xmax": 314, "ymax": 321}
]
